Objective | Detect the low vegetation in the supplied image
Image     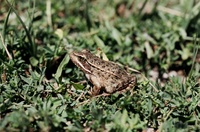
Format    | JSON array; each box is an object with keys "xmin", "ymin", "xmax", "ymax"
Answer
[{"xmin": 0, "ymin": 0, "xmax": 200, "ymax": 131}]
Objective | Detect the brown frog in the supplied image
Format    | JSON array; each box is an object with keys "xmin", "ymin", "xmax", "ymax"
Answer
[{"xmin": 69, "ymin": 49, "xmax": 136, "ymax": 96}]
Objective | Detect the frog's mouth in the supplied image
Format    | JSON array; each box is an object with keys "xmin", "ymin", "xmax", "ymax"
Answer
[{"xmin": 74, "ymin": 57, "xmax": 92, "ymax": 74}]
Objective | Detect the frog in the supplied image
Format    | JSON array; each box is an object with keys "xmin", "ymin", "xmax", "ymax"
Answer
[{"xmin": 69, "ymin": 49, "xmax": 136, "ymax": 96}]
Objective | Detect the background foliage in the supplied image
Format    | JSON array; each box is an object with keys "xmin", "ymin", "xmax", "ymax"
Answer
[{"xmin": 0, "ymin": 0, "xmax": 200, "ymax": 131}]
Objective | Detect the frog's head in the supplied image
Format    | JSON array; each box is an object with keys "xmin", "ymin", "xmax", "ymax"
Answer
[{"xmin": 69, "ymin": 49, "xmax": 92, "ymax": 74}]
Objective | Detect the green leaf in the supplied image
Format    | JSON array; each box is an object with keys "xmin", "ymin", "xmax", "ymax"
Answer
[
  {"xmin": 111, "ymin": 27, "xmax": 122, "ymax": 45},
  {"xmin": 71, "ymin": 82, "xmax": 85, "ymax": 90},
  {"xmin": 145, "ymin": 41, "xmax": 154, "ymax": 59},
  {"xmin": 54, "ymin": 54, "xmax": 70, "ymax": 81},
  {"xmin": 181, "ymin": 48, "xmax": 190, "ymax": 60},
  {"xmin": 121, "ymin": 109, "xmax": 128, "ymax": 125},
  {"xmin": 94, "ymin": 35, "xmax": 105, "ymax": 49},
  {"xmin": 29, "ymin": 56, "xmax": 39, "ymax": 66},
  {"xmin": 55, "ymin": 29, "xmax": 63, "ymax": 40},
  {"xmin": 20, "ymin": 75, "xmax": 32, "ymax": 85}
]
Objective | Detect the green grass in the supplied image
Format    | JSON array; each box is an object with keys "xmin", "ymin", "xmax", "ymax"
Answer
[{"xmin": 0, "ymin": 0, "xmax": 200, "ymax": 131}]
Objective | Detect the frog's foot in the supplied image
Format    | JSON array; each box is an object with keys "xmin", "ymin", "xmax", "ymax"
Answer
[
  {"xmin": 117, "ymin": 80, "xmax": 136, "ymax": 95},
  {"xmin": 89, "ymin": 86, "xmax": 101, "ymax": 96}
]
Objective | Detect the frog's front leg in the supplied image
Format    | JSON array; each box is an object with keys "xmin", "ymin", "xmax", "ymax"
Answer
[
  {"xmin": 86, "ymin": 74, "xmax": 102, "ymax": 96},
  {"xmin": 90, "ymin": 86, "xmax": 101, "ymax": 96}
]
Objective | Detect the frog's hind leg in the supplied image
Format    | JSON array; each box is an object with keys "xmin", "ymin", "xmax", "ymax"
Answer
[{"xmin": 117, "ymin": 80, "xmax": 136, "ymax": 95}]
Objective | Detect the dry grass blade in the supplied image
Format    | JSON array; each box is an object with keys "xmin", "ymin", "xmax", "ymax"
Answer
[{"xmin": 0, "ymin": 33, "xmax": 12, "ymax": 60}]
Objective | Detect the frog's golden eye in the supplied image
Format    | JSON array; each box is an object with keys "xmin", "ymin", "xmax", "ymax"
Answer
[{"xmin": 78, "ymin": 57, "xmax": 85, "ymax": 63}]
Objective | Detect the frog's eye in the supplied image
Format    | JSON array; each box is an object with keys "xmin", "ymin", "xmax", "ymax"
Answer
[{"xmin": 78, "ymin": 57, "xmax": 85, "ymax": 62}]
